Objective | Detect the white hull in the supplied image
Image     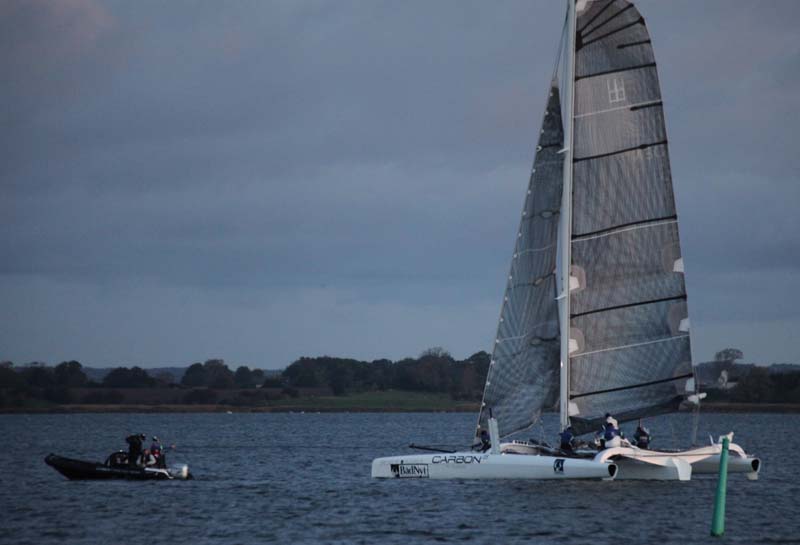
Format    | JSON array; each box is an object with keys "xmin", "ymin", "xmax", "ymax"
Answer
[
  {"xmin": 372, "ymin": 417, "xmax": 759, "ymax": 482},
  {"xmin": 372, "ymin": 438, "xmax": 760, "ymax": 482},
  {"xmin": 371, "ymin": 451, "xmax": 617, "ymax": 480},
  {"xmin": 599, "ymin": 442, "xmax": 760, "ymax": 481},
  {"xmin": 690, "ymin": 453, "xmax": 761, "ymax": 480},
  {"xmin": 500, "ymin": 438, "xmax": 761, "ymax": 481}
]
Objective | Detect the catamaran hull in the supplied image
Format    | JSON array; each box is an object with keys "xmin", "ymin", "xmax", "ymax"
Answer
[
  {"xmin": 498, "ymin": 439, "xmax": 761, "ymax": 481},
  {"xmin": 691, "ymin": 454, "xmax": 761, "ymax": 480},
  {"xmin": 371, "ymin": 452, "xmax": 617, "ymax": 480},
  {"xmin": 596, "ymin": 442, "xmax": 760, "ymax": 481}
]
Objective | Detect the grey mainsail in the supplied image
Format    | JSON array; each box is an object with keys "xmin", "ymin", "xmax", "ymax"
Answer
[
  {"xmin": 567, "ymin": 0, "xmax": 694, "ymax": 435},
  {"xmin": 477, "ymin": 84, "xmax": 564, "ymax": 438}
]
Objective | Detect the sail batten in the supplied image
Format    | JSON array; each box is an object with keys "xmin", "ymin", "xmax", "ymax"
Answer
[
  {"xmin": 571, "ymin": 294, "xmax": 686, "ymax": 319},
  {"xmin": 568, "ymin": 0, "xmax": 694, "ymax": 435},
  {"xmin": 571, "ymin": 372, "xmax": 694, "ymax": 399}
]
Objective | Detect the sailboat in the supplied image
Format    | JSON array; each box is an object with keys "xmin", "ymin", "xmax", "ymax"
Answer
[{"xmin": 372, "ymin": 0, "xmax": 761, "ymax": 480}]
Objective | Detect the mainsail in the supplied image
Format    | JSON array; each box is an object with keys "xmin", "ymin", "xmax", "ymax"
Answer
[
  {"xmin": 477, "ymin": 0, "xmax": 696, "ymax": 439},
  {"xmin": 477, "ymin": 84, "xmax": 564, "ymax": 438},
  {"xmin": 567, "ymin": 0, "xmax": 694, "ymax": 434}
]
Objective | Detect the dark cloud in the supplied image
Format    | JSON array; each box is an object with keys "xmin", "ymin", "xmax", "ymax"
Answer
[{"xmin": 2, "ymin": 0, "xmax": 798, "ymax": 367}]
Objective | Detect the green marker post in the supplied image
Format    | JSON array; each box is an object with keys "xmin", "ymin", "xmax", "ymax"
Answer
[{"xmin": 711, "ymin": 436, "xmax": 730, "ymax": 537}]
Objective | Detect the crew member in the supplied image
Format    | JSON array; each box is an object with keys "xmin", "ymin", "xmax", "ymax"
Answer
[
  {"xmin": 478, "ymin": 428, "xmax": 491, "ymax": 452},
  {"xmin": 150, "ymin": 436, "xmax": 163, "ymax": 467},
  {"xmin": 125, "ymin": 433, "xmax": 146, "ymax": 467},
  {"xmin": 634, "ymin": 421, "xmax": 651, "ymax": 449},
  {"xmin": 141, "ymin": 448, "xmax": 157, "ymax": 467},
  {"xmin": 559, "ymin": 426, "xmax": 576, "ymax": 454},
  {"xmin": 602, "ymin": 414, "xmax": 621, "ymax": 448}
]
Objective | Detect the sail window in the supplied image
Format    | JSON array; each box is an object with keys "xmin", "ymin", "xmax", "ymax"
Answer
[{"xmin": 608, "ymin": 78, "xmax": 626, "ymax": 104}]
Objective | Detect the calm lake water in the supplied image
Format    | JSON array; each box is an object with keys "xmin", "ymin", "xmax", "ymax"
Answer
[{"xmin": 1, "ymin": 411, "xmax": 797, "ymax": 545}]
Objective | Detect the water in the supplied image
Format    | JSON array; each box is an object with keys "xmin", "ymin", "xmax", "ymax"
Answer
[{"xmin": 1, "ymin": 412, "xmax": 798, "ymax": 545}]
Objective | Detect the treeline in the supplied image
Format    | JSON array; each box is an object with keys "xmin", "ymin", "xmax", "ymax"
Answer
[
  {"xmin": 281, "ymin": 348, "xmax": 490, "ymax": 399},
  {"xmin": 0, "ymin": 349, "xmax": 491, "ymax": 407},
  {"xmin": 182, "ymin": 359, "xmax": 266, "ymax": 389},
  {"xmin": 698, "ymin": 347, "xmax": 800, "ymax": 403},
  {"xmin": 0, "ymin": 359, "xmax": 272, "ymax": 407},
  {"xmin": 4, "ymin": 349, "xmax": 797, "ymax": 409},
  {"xmin": 0, "ymin": 360, "xmax": 89, "ymax": 404},
  {"xmin": 706, "ymin": 367, "xmax": 800, "ymax": 404}
]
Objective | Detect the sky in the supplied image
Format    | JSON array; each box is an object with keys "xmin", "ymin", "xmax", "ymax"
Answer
[{"xmin": 2, "ymin": 0, "xmax": 799, "ymax": 369}]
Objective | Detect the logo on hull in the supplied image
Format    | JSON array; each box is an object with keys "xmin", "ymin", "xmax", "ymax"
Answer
[
  {"xmin": 553, "ymin": 458, "xmax": 565, "ymax": 474},
  {"xmin": 390, "ymin": 463, "xmax": 429, "ymax": 478},
  {"xmin": 431, "ymin": 455, "xmax": 484, "ymax": 464}
]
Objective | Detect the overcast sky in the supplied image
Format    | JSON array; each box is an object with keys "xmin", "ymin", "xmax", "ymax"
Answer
[{"xmin": 2, "ymin": 0, "xmax": 798, "ymax": 369}]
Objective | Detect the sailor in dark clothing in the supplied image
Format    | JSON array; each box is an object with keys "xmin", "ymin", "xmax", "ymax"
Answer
[
  {"xmin": 478, "ymin": 428, "xmax": 491, "ymax": 453},
  {"xmin": 559, "ymin": 426, "xmax": 576, "ymax": 454},
  {"xmin": 125, "ymin": 433, "xmax": 146, "ymax": 467},
  {"xmin": 601, "ymin": 413, "xmax": 621, "ymax": 448},
  {"xmin": 634, "ymin": 421, "xmax": 651, "ymax": 449}
]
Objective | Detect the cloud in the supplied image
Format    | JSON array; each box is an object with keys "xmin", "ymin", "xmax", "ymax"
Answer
[{"xmin": 2, "ymin": 0, "xmax": 798, "ymax": 366}]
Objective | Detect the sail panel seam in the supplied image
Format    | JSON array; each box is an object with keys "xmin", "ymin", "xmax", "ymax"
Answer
[
  {"xmin": 517, "ymin": 243, "xmax": 556, "ymax": 256},
  {"xmin": 570, "ymin": 373, "xmax": 694, "ymax": 399},
  {"xmin": 581, "ymin": 4, "xmax": 634, "ymax": 39},
  {"xmin": 574, "ymin": 140, "xmax": 667, "ymax": 162},
  {"xmin": 617, "ymin": 39, "xmax": 651, "ymax": 49},
  {"xmin": 496, "ymin": 331, "xmax": 558, "ymax": 343},
  {"xmin": 571, "ymin": 295, "xmax": 687, "ymax": 319},
  {"xmin": 629, "ymin": 100, "xmax": 663, "ymax": 112},
  {"xmin": 574, "ymin": 99, "xmax": 662, "ymax": 119},
  {"xmin": 575, "ymin": 62, "xmax": 656, "ymax": 81},
  {"xmin": 582, "ymin": 16, "xmax": 644, "ymax": 49},
  {"xmin": 572, "ymin": 218, "xmax": 677, "ymax": 243},
  {"xmin": 571, "ymin": 334, "xmax": 689, "ymax": 358},
  {"xmin": 577, "ymin": 0, "xmax": 615, "ymax": 34},
  {"xmin": 572, "ymin": 214, "xmax": 677, "ymax": 240},
  {"xmin": 511, "ymin": 277, "xmax": 554, "ymax": 289}
]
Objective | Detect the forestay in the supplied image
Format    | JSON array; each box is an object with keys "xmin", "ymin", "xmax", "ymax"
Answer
[
  {"xmin": 567, "ymin": 0, "xmax": 694, "ymax": 434},
  {"xmin": 477, "ymin": 84, "xmax": 564, "ymax": 439}
]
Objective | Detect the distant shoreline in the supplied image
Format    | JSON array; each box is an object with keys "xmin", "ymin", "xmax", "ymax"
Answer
[
  {"xmin": 0, "ymin": 404, "xmax": 477, "ymax": 414},
  {"xmin": 2, "ymin": 402, "xmax": 799, "ymax": 415}
]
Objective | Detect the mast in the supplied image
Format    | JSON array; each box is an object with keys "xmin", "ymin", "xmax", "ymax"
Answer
[{"xmin": 558, "ymin": 0, "xmax": 577, "ymax": 431}]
